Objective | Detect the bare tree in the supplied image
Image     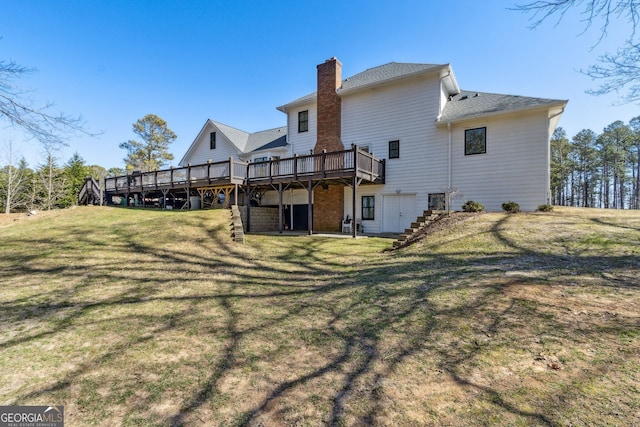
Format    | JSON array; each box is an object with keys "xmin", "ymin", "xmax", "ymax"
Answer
[
  {"xmin": 514, "ymin": 0, "xmax": 640, "ymax": 103},
  {"xmin": 0, "ymin": 58, "xmax": 91, "ymax": 144},
  {"xmin": 35, "ymin": 141, "xmax": 66, "ymax": 210},
  {"xmin": 0, "ymin": 137, "xmax": 29, "ymax": 213}
]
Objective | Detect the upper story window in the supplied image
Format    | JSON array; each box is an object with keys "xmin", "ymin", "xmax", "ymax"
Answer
[
  {"xmin": 465, "ymin": 127, "xmax": 486, "ymax": 155},
  {"xmin": 210, "ymin": 132, "xmax": 216, "ymax": 150},
  {"xmin": 389, "ymin": 140, "xmax": 400, "ymax": 159},
  {"xmin": 298, "ymin": 110, "xmax": 309, "ymax": 133}
]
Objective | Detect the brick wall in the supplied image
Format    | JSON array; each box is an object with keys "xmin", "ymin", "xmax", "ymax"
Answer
[
  {"xmin": 313, "ymin": 58, "xmax": 345, "ymax": 232},
  {"xmin": 313, "ymin": 184, "xmax": 344, "ymax": 232},
  {"xmin": 315, "ymin": 57, "xmax": 344, "ymax": 154}
]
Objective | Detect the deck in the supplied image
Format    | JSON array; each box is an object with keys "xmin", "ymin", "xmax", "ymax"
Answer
[{"xmin": 102, "ymin": 147, "xmax": 385, "ymax": 196}]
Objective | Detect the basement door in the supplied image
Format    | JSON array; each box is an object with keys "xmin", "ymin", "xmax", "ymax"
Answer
[{"xmin": 382, "ymin": 194, "xmax": 416, "ymax": 233}]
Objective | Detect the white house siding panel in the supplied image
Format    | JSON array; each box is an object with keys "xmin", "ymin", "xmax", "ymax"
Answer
[
  {"xmin": 341, "ymin": 77, "xmax": 450, "ymax": 233},
  {"xmin": 451, "ymin": 111, "xmax": 550, "ymax": 211},
  {"xmin": 343, "ymin": 185, "xmax": 383, "ymax": 233},
  {"xmin": 182, "ymin": 123, "xmax": 242, "ymax": 165},
  {"xmin": 287, "ymin": 103, "xmax": 317, "ymax": 156}
]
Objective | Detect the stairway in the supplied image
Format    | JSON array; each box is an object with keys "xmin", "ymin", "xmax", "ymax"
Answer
[
  {"xmin": 231, "ymin": 205, "xmax": 245, "ymax": 243},
  {"xmin": 391, "ymin": 210, "xmax": 444, "ymax": 249},
  {"xmin": 78, "ymin": 177, "xmax": 102, "ymax": 205}
]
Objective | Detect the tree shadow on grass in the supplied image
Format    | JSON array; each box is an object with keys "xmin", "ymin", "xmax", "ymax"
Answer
[{"xmin": 0, "ymin": 208, "xmax": 638, "ymax": 425}]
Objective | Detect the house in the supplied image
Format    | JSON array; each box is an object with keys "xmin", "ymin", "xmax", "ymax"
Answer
[{"xmin": 178, "ymin": 57, "xmax": 567, "ymax": 233}]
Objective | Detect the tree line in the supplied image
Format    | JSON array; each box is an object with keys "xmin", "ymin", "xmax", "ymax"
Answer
[
  {"xmin": 551, "ymin": 117, "xmax": 640, "ymax": 209},
  {"xmin": 0, "ymin": 149, "xmax": 122, "ymax": 214}
]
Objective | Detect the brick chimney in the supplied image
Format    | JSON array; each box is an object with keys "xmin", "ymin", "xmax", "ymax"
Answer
[
  {"xmin": 314, "ymin": 57, "xmax": 344, "ymax": 153},
  {"xmin": 313, "ymin": 57, "xmax": 345, "ymax": 232}
]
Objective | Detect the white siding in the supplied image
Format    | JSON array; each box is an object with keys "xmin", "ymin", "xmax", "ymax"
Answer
[
  {"xmin": 287, "ymin": 103, "xmax": 317, "ymax": 156},
  {"xmin": 340, "ymin": 76, "xmax": 449, "ymax": 232},
  {"xmin": 181, "ymin": 122, "xmax": 242, "ymax": 165},
  {"xmin": 450, "ymin": 111, "xmax": 550, "ymax": 211}
]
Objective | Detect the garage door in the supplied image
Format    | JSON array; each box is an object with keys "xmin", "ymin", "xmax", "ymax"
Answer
[{"xmin": 382, "ymin": 194, "xmax": 416, "ymax": 233}]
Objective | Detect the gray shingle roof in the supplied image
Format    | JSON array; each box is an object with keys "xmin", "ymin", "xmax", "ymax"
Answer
[
  {"xmin": 210, "ymin": 120, "xmax": 250, "ymax": 151},
  {"xmin": 244, "ymin": 126, "xmax": 288, "ymax": 152},
  {"xmin": 277, "ymin": 62, "xmax": 446, "ymax": 111},
  {"xmin": 439, "ymin": 90, "xmax": 567, "ymax": 123},
  {"xmin": 209, "ymin": 121, "xmax": 287, "ymax": 153},
  {"xmin": 339, "ymin": 62, "xmax": 444, "ymax": 93}
]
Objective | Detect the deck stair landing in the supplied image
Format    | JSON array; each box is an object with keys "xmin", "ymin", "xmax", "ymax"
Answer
[{"xmin": 392, "ymin": 210, "xmax": 445, "ymax": 249}]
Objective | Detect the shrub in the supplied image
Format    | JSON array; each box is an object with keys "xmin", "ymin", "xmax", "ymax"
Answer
[
  {"xmin": 537, "ymin": 204, "xmax": 554, "ymax": 212},
  {"xmin": 462, "ymin": 200, "xmax": 484, "ymax": 212},
  {"xmin": 502, "ymin": 201, "xmax": 520, "ymax": 213}
]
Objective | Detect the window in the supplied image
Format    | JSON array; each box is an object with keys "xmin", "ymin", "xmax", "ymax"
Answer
[
  {"xmin": 361, "ymin": 195, "xmax": 375, "ymax": 220},
  {"xmin": 388, "ymin": 140, "xmax": 400, "ymax": 159},
  {"xmin": 428, "ymin": 193, "xmax": 446, "ymax": 211},
  {"xmin": 253, "ymin": 156, "xmax": 268, "ymax": 177},
  {"xmin": 465, "ymin": 127, "xmax": 486, "ymax": 155},
  {"xmin": 210, "ymin": 132, "xmax": 216, "ymax": 150},
  {"xmin": 359, "ymin": 145, "xmax": 370, "ymax": 153},
  {"xmin": 298, "ymin": 110, "xmax": 309, "ymax": 133}
]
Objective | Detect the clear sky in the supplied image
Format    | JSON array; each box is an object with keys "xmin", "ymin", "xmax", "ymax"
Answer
[{"xmin": 0, "ymin": 0, "xmax": 637, "ymax": 170}]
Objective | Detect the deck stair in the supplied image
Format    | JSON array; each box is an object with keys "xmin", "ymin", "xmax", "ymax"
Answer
[
  {"xmin": 231, "ymin": 205, "xmax": 245, "ymax": 243},
  {"xmin": 78, "ymin": 177, "xmax": 102, "ymax": 206},
  {"xmin": 392, "ymin": 210, "xmax": 445, "ymax": 249}
]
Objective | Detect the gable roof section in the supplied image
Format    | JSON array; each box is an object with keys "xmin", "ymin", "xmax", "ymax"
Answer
[
  {"xmin": 439, "ymin": 90, "xmax": 567, "ymax": 124},
  {"xmin": 212, "ymin": 120, "xmax": 250, "ymax": 151},
  {"xmin": 179, "ymin": 119, "xmax": 287, "ymax": 165},
  {"xmin": 339, "ymin": 62, "xmax": 445, "ymax": 94},
  {"xmin": 244, "ymin": 126, "xmax": 287, "ymax": 152},
  {"xmin": 277, "ymin": 62, "xmax": 452, "ymax": 112}
]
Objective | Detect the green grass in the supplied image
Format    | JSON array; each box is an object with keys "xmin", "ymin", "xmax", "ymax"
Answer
[{"xmin": 0, "ymin": 206, "xmax": 639, "ymax": 426}]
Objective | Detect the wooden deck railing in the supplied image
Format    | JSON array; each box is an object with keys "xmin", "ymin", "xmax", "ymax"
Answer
[
  {"xmin": 246, "ymin": 147, "xmax": 384, "ymax": 184},
  {"xmin": 104, "ymin": 158, "xmax": 248, "ymax": 193},
  {"xmin": 103, "ymin": 147, "xmax": 384, "ymax": 194}
]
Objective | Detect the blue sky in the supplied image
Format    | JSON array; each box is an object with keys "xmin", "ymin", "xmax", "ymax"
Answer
[{"xmin": 0, "ymin": 0, "xmax": 637, "ymax": 170}]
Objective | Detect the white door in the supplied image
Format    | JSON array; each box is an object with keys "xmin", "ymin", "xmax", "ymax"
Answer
[{"xmin": 382, "ymin": 194, "xmax": 416, "ymax": 233}]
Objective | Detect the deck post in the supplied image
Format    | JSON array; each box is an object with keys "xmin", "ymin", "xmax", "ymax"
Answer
[
  {"xmin": 234, "ymin": 184, "xmax": 238, "ymax": 206},
  {"xmin": 322, "ymin": 149, "xmax": 327, "ymax": 177},
  {"xmin": 246, "ymin": 185, "xmax": 252, "ymax": 233},
  {"xmin": 307, "ymin": 178, "xmax": 313, "ymax": 235},
  {"xmin": 278, "ymin": 182, "xmax": 283, "ymax": 233},
  {"xmin": 352, "ymin": 145, "xmax": 358, "ymax": 238}
]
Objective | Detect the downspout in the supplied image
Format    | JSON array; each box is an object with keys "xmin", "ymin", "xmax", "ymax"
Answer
[{"xmin": 447, "ymin": 122, "xmax": 452, "ymax": 189}]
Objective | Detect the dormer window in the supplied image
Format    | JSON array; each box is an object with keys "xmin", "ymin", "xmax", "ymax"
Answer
[
  {"xmin": 210, "ymin": 132, "xmax": 216, "ymax": 150},
  {"xmin": 298, "ymin": 110, "xmax": 309, "ymax": 133}
]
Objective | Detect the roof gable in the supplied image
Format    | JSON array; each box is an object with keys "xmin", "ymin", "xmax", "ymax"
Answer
[
  {"xmin": 277, "ymin": 62, "xmax": 450, "ymax": 112},
  {"xmin": 179, "ymin": 120, "xmax": 288, "ymax": 165}
]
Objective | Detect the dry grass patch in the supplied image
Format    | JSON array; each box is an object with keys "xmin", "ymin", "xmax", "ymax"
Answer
[{"xmin": 0, "ymin": 206, "xmax": 638, "ymax": 426}]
